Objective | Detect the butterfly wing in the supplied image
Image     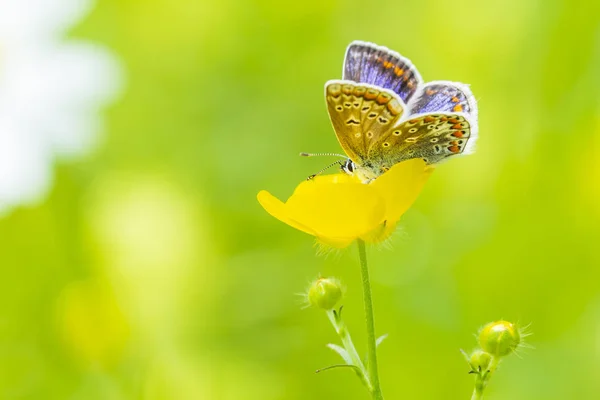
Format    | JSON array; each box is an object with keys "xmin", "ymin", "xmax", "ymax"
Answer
[
  {"xmin": 325, "ymin": 80, "xmax": 406, "ymax": 164},
  {"xmin": 368, "ymin": 113, "xmax": 474, "ymax": 166},
  {"xmin": 408, "ymin": 81, "xmax": 477, "ymax": 117},
  {"xmin": 406, "ymin": 81, "xmax": 478, "ymax": 155},
  {"xmin": 343, "ymin": 41, "xmax": 423, "ymax": 104}
]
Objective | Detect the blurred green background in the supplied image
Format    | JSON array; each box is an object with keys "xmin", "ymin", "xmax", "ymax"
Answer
[{"xmin": 2, "ymin": 0, "xmax": 600, "ymax": 399}]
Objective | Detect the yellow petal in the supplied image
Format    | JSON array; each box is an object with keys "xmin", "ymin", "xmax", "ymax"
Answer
[
  {"xmin": 309, "ymin": 173, "xmax": 361, "ymax": 185},
  {"xmin": 257, "ymin": 190, "xmax": 317, "ymax": 236},
  {"xmin": 285, "ymin": 177, "xmax": 386, "ymax": 239},
  {"xmin": 258, "ymin": 161, "xmax": 431, "ymax": 248},
  {"xmin": 370, "ymin": 159, "xmax": 433, "ymax": 223}
]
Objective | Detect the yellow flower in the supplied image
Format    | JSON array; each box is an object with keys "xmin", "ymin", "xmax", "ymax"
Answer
[{"xmin": 257, "ymin": 159, "xmax": 433, "ymax": 248}]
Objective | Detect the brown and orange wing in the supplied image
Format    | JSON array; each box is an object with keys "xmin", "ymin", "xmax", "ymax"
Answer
[
  {"xmin": 367, "ymin": 113, "xmax": 473, "ymax": 165},
  {"xmin": 325, "ymin": 80, "xmax": 406, "ymax": 164}
]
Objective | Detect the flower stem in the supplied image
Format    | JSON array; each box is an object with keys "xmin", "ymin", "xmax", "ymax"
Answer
[
  {"xmin": 471, "ymin": 375, "xmax": 484, "ymax": 400},
  {"xmin": 357, "ymin": 239, "xmax": 383, "ymax": 400},
  {"xmin": 471, "ymin": 357, "xmax": 499, "ymax": 400}
]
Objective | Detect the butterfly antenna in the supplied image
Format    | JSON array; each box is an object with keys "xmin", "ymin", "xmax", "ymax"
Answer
[
  {"xmin": 300, "ymin": 152, "xmax": 347, "ymax": 158},
  {"xmin": 307, "ymin": 160, "xmax": 343, "ymax": 180}
]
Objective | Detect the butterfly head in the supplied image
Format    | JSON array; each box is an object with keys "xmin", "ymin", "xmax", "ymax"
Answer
[
  {"xmin": 341, "ymin": 159, "xmax": 385, "ymax": 183},
  {"xmin": 341, "ymin": 158, "xmax": 356, "ymax": 175}
]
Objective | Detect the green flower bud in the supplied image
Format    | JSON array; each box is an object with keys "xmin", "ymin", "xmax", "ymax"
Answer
[
  {"xmin": 469, "ymin": 349, "xmax": 492, "ymax": 371},
  {"xmin": 478, "ymin": 320, "xmax": 521, "ymax": 357},
  {"xmin": 307, "ymin": 277, "xmax": 343, "ymax": 310}
]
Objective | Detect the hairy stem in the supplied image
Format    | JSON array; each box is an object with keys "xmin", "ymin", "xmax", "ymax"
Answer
[{"xmin": 357, "ymin": 239, "xmax": 383, "ymax": 400}]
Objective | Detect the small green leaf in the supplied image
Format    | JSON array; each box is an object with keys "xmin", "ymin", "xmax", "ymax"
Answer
[
  {"xmin": 376, "ymin": 334, "xmax": 388, "ymax": 348},
  {"xmin": 327, "ymin": 343, "xmax": 352, "ymax": 364},
  {"xmin": 316, "ymin": 364, "xmax": 362, "ymax": 374}
]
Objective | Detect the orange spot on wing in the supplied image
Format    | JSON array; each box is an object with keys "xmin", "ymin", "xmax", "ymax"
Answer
[
  {"xmin": 451, "ymin": 123, "xmax": 462, "ymax": 129},
  {"xmin": 453, "ymin": 104, "xmax": 463, "ymax": 112},
  {"xmin": 452, "ymin": 131, "xmax": 464, "ymax": 138},
  {"xmin": 448, "ymin": 118, "xmax": 459, "ymax": 124},
  {"xmin": 394, "ymin": 67, "xmax": 404, "ymax": 75},
  {"xmin": 426, "ymin": 89, "xmax": 437, "ymax": 95},
  {"xmin": 424, "ymin": 116, "xmax": 435, "ymax": 123},
  {"xmin": 451, "ymin": 96, "xmax": 460, "ymax": 103},
  {"xmin": 448, "ymin": 145, "xmax": 460, "ymax": 153},
  {"xmin": 365, "ymin": 89, "xmax": 378, "ymax": 100}
]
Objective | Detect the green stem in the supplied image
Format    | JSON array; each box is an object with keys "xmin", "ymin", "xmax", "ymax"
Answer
[
  {"xmin": 357, "ymin": 239, "xmax": 384, "ymax": 400},
  {"xmin": 471, "ymin": 375, "xmax": 484, "ymax": 400},
  {"xmin": 471, "ymin": 357, "xmax": 500, "ymax": 400},
  {"xmin": 327, "ymin": 311, "xmax": 371, "ymax": 390}
]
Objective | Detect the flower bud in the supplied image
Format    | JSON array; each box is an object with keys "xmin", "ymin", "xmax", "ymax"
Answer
[
  {"xmin": 478, "ymin": 320, "xmax": 521, "ymax": 357},
  {"xmin": 307, "ymin": 277, "xmax": 343, "ymax": 310},
  {"xmin": 469, "ymin": 349, "xmax": 492, "ymax": 371}
]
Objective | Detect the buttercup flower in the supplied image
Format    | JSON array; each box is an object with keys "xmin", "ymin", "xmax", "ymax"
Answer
[{"xmin": 257, "ymin": 159, "xmax": 432, "ymax": 248}]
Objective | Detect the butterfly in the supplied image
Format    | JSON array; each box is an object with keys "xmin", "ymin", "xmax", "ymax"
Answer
[{"xmin": 325, "ymin": 41, "xmax": 478, "ymax": 182}]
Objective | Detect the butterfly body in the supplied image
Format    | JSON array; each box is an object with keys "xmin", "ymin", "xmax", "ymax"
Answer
[{"xmin": 326, "ymin": 41, "xmax": 478, "ymax": 182}]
